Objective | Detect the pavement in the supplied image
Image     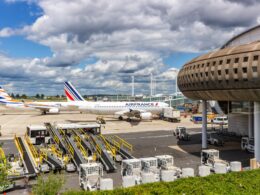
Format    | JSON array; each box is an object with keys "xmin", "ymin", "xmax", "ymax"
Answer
[
  {"xmin": 0, "ymin": 109, "xmax": 253, "ymax": 194},
  {"xmin": 0, "ymin": 109, "xmax": 202, "ymax": 138}
]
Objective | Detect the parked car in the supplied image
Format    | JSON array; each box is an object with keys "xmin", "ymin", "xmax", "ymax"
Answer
[
  {"xmin": 207, "ymin": 133, "xmax": 224, "ymax": 146},
  {"xmin": 213, "ymin": 116, "xmax": 228, "ymax": 125},
  {"xmin": 241, "ymin": 137, "xmax": 254, "ymax": 153}
]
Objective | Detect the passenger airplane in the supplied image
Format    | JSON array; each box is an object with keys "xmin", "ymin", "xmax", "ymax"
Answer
[
  {"xmin": 0, "ymin": 86, "xmax": 77, "ymax": 114},
  {"xmin": 64, "ymin": 81, "xmax": 169, "ymax": 120}
]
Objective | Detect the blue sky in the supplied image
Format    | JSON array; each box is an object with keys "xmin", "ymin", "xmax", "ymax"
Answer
[
  {"xmin": 0, "ymin": 1, "xmax": 200, "ymax": 67},
  {"xmin": 0, "ymin": 1, "xmax": 52, "ymax": 58},
  {"xmin": 0, "ymin": 0, "xmax": 257, "ymax": 95}
]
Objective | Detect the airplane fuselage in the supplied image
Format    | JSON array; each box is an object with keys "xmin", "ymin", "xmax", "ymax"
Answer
[{"xmin": 73, "ymin": 101, "xmax": 169, "ymax": 115}]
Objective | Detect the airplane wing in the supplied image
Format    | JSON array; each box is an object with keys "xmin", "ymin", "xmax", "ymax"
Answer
[{"xmin": 24, "ymin": 103, "xmax": 59, "ymax": 111}]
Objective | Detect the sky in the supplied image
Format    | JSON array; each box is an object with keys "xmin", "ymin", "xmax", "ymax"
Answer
[{"xmin": 0, "ymin": 0, "xmax": 260, "ymax": 95}]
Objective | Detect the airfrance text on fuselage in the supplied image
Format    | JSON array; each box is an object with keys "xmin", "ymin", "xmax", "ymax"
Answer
[{"xmin": 125, "ymin": 103, "xmax": 158, "ymax": 107}]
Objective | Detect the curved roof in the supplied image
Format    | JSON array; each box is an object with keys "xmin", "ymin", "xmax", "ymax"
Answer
[
  {"xmin": 177, "ymin": 41, "xmax": 260, "ymax": 101},
  {"xmin": 222, "ymin": 25, "xmax": 260, "ymax": 48}
]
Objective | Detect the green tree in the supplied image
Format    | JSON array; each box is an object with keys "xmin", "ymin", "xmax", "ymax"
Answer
[
  {"xmin": 32, "ymin": 173, "xmax": 65, "ymax": 195},
  {"xmin": 21, "ymin": 94, "xmax": 27, "ymax": 99},
  {"xmin": 35, "ymin": 94, "xmax": 40, "ymax": 99},
  {"xmin": 15, "ymin": 94, "xmax": 20, "ymax": 99},
  {"xmin": 10, "ymin": 93, "xmax": 15, "ymax": 98},
  {"xmin": 0, "ymin": 143, "xmax": 11, "ymax": 191},
  {"xmin": 40, "ymin": 94, "xmax": 45, "ymax": 99}
]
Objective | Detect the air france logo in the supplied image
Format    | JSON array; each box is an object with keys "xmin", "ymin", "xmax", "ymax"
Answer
[{"xmin": 125, "ymin": 102, "xmax": 158, "ymax": 107}]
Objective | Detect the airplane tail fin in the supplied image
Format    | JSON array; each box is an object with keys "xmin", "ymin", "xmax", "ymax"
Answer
[
  {"xmin": 0, "ymin": 86, "xmax": 14, "ymax": 104},
  {"xmin": 64, "ymin": 81, "xmax": 85, "ymax": 102}
]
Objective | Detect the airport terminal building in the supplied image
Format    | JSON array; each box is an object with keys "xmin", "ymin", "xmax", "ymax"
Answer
[{"xmin": 177, "ymin": 25, "xmax": 260, "ymax": 162}]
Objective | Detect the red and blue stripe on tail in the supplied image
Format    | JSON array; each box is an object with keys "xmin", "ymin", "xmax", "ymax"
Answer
[{"xmin": 64, "ymin": 81, "xmax": 85, "ymax": 101}]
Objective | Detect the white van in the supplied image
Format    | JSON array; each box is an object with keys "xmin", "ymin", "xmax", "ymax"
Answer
[{"xmin": 213, "ymin": 116, "xmax": 228, "ymax": 125}]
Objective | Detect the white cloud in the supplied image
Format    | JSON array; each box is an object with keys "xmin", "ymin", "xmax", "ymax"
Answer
[
  {"xmin": 1, "ymin": 0, "xmax": 260, "ymax": 94},
  {"xmin": 0, "ymin": 28, "xmax": 16, "ymax": 37}
]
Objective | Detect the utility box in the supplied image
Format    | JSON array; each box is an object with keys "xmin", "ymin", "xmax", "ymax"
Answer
[
  {"xmin": 163, "ymin": 108, "xmax": 181, "ymax": 122},
  {"xmin": 121, "ymin": 159, "xmax": 142, "ymax": 184},
  {"xmin": 140, "ymin": 157, "xmax": 160, "ymax": 182},
  {"xmin": 122, "ymin": 176, "xmax": 136, "ymax": 188},
  {"xmin": 100, "ymin": 178, "xmax": 113, "ymax": 190},
  {"xmin": 79, "ymin": 163, "xmax": 103, "ymax": 191},
  {"xmin": 201, "ymin": 149, "xmax": 229, "ymax": 171}
]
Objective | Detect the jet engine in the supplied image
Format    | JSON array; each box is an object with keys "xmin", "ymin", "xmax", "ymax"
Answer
[
  {"xmin": 140, "ymin": 112, "xmax": 153, "ymax": 120},
  {"xmin": 48, "ymin": 107, "xmax": 60, "ymax": 114}
]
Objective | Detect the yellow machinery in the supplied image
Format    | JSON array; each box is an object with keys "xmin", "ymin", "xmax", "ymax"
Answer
[
  {"xmin": 108, "ymin": 135, "xmax": 133, "ymax": 152},
  {"xmin": 98, "ymin": 134, "xmax": 117, "ymax": 160},
  {"xmin": 74, "ymin": 134, "xmax": 89, "ymax": 161},
  {"xmin": 48, "ymin": 144, "xmax": 70, "ymax": 164},
  {"xmin": 24, "ymin": 134, "xmax": 41, "ymax": 167},
  {"xmin": 14, "ymin": 135, "xmax": 23, "ymax": 160},
  {"xmin": 0, "ymin": 146, "xmax": 6, "ymax": 166},
  {"xmin": 80, "ymin": 129, "xmax": 101, "ymax": 161}
]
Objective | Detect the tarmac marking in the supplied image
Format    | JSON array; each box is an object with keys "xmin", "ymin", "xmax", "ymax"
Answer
[
  {"xmin": 169, "ymin": 142, "xmax": 241, "ymax": 153},
  {"xmin": 169, "ymin": 144, "xmax": 201, "ymax": 153},
  {"xmin": 126, "ymin": 134, "xmax": 173, "ymax": 140}
]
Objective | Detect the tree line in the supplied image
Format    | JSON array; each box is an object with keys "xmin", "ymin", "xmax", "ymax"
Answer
[{"xmin": 9, "ymin": 93, "xmax": 66, "ymax": 99}]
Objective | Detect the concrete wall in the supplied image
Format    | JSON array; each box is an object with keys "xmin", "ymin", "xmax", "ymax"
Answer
[{"xmin": 228, "ymin": 113, "xmax": 248, "ymax": 136}]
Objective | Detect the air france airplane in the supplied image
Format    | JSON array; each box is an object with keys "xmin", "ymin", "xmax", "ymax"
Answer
[
  {"xmin": 0, "ymin": 86, "xmax": 75, "ymax": 114},
  {"xmin": 64, "ymin": 81, "xmax": 169, "ymax": 120}
]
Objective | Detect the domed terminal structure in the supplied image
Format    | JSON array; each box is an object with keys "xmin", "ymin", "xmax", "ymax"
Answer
[
  {"xmin": 177, "ymin": 25, "xmax": 260, "ymax": 162},
  {"xmin": 178, "ymin": 41, "xmax": 260, "ymax": 101}
]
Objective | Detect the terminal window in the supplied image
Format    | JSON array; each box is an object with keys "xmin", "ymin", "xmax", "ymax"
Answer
[
  {"xmin": 242, "ymin": 67, "xmax": 247, "ymax": 73},
  {"xmin": 253, "ymin": 55, "xmax": 259, "ymax": 61},
  {"xmin": 235, "ymin": 58, "xmax": 239, "ymax": 63},
  {"xmin": 219, "ymin": 60, "xmax": 223, "ymax": 65},
  {"xmin": 243, "ymin": 57, "xmax": 249, "ymax": 62},
  {"xmin": 252, "ymin": 66, "xmax": 257, "ymax": 72},
  {"xmin": 225, "ymin": 69, "xmax": 229, "ymax": 74},
  {"xmin": 226, "ymin": 59, "xmax": 231, "ymax": 64},
  {"xmin": 234, "ymin": 68, "xmax": 238, "ymax": 74}
]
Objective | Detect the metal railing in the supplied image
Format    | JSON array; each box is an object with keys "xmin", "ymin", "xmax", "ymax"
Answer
[
  {"xmin": 74, "ymin": 134, "xmax": 88, "ymax": 160},
  {"xmin": 14, "ymin": 135, "xmax": 24, "ymax": 160},
  {"xmin": 98, "ymin": 134, "xmax": 117, "ymax": 159},
  {"xmin": 108, "ymin": 135, "xmax": 133, "ymax": 152},
  {"xmin": 24, "ymin": 134, "xmax": 40, "ymax": 166}
]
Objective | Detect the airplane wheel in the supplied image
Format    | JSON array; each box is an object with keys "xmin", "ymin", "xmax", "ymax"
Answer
[{"xmin": 118, "ymin": 116, "xmax": 123, "ymax": 120}]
